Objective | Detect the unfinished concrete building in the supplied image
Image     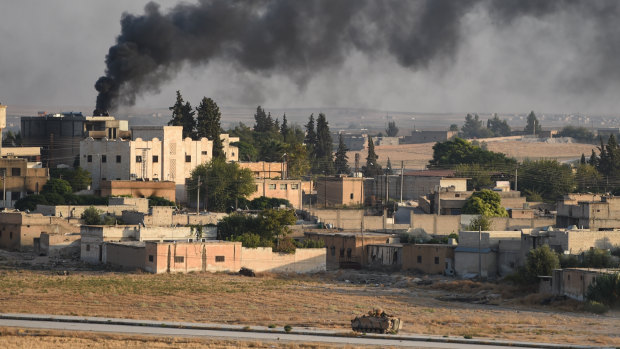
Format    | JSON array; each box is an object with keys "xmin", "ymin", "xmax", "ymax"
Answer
[{"xmin": 556, "ymin": 194, "xmax": 620, "ymax": 230}]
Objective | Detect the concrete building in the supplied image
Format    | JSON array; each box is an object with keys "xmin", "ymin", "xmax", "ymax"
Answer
[
  {"xmin": 21, "ymin": 112, "xmax": 129, "ymax": 168},
  {"xmin": 402, "ymin": 244, "xmax": 456, "ymax": 275},
  {"xmin": 540, "ymin": 268, "xmax": 620, "ymax": 301},
  {"xmin": 249, "ymin": 178, "xmax": 304, "ymax": 209},
  {"xmin": 521, "ymin": 227, "xmax": 620, "ymax": 255},
  {"xmin": 305, "ymin": 231, "xmax": 396, "ymax": 269},
  {"xmin": 0, "ymin": 157, "xmax": 49, "ymax": 208},
  {"xmin": 454, "ymin": 230, "xmax": 522, "ymax": 278},
  {"xmin": 36, "ymin": 197, "xmax": 150, "ymax": 218},
  {"xmin": 401, "ymin": 130, "xmax": 457, "ymax": 144},
  {"xmin": 371, "ymin": 136, "xmax": 400, "ymax": 146},
  {"xmin": 238, "ymin": 161, "xmax": 287, "ymax": 179},
  {"xmin": 80, "ymin": 125, "xmax": 238, "ymax": 202},
  {"xmin": 365, "ymin": 170, "xmax": 468, "ymax": 203},
  {"xmin": 366, "ymin": 243, "xmax": 403, "ymax": 269},
  {"xmin": 121, "ymin": 206, "xmax": 225, "ymax": 228},
  {"xmin": 0, "ymin": 212, "xmax": 79, "ymax": 251},
  {"xmin": 556, "ymin": 194, "xmax": 620, "ymax": 230},
  {"xmin": 332, "ymin": 133, "xmax": 367, "ymax": 151},
  {"xmin": 316, "ymin": 175, "xmax": 364, "ymax": 207},
  {"xmin": 100, "ymin": 180, "xmax": 176, "ymax": 202}
]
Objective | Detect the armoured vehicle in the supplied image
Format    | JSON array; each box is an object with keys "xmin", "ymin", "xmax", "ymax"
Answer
[{"xmin": 351, "ymin": 309, "xmax": 402, "ymax": 334}]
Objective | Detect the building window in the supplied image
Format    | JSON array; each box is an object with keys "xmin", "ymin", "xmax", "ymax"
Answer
[
  {"xmin": 455, "ymin": 194, "xmax": 460, "ymax": 198},
  {"xmin": 340, "ymin": 248, "xmax": 345, "ymax": 257},
  {"xmin": 231, "ymin": 152, "xmax": 235, "ymax": 157},
  {"xmin": 116, "ymin": 155, "xmax": 121, "ymax": 163},
  {"xmin": 417, "ymin": 255, "xmax": 422, "ymax": 263},
  {"xmin": 330, "ymin": 246, "xmax": 335, "ymax": 256},
  {"xmin": 86, "ymin": 244, "xmax": 90, "ymax": 252},
  {"xmin": 434, "ymin": 257, "xmax": 439, "ymax": 265},
  {"xmin": 9, "ymin": 232, "xmax": 12, "ymax": 240},
  {"xmin": 268, "ymin": 184, "xmax": 276, "ymax": 190},
  {"xmin": 101, "ymin": 178, "xmax": 106, "ymax": 181},
  {"xmin": 255, "ymin": 185, "xmax": 259, "ymax": 191},
  {"xmin": 87, "ymin": 155, "xmax": 92, "ymax": 163},
  {"xmin": 136, "ymin": 156, "xmax": 142, "ymax": 163},
  {"xmin": 291, "ymin": 184, "xmax": 299, "ymax": 190},
  {"xmin": 174, "ymin": 256, "xmax": 184, "ymax": 263},
  {"xmin": 152, "ymin": 155, "xmax": 158, "ymax": 163},
  {"xmin": 350, "ymin": 193, "xmax": 354, "ymax": 199},
  {"xmin": 148, "ymin": 255, "xmax": 153, "ymax": 262},
  {"xmin": 11, "ymin": 168, "xmax": 20, "ymax": 176},
  {"xmin": 280, "ymin": 184, "xmax": 287, "ymax": 190},
  {"xmin": 101, "ymin": 155, "xmax": 107, "ymax": 163},
  {"xmin": 346, "ymin": 248, "xmax": 352, "ymax": 258},
  {"xmin": 216, "ymin": 256, "xmax": 225, "ymax": 262},
  {"xmin": 11, "ymin": 192, "xmax": 21, "ymax": 201},
  {"xmin": 201, "ymin": 151, "xmax": 208, "ymax": 155},
  {"xmin": 185, "ymin": 155, "xmax": 191, "ymax": 162}
]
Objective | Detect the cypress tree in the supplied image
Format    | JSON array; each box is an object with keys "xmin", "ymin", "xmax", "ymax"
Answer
[
  {"xmin": 168, "ymin": 91, "xmax": 195, "ymax": 139},
  {"xmin": 334, "ymin": 133, "xmax": 351, "ymax": 175},
  {"xmin": 280, "ymin": 114, "xmax": 289, "ymax": 142},
  {"xmin": 196, "ymin": 97, "xmax": 224, "ymax": 159},
  {"xmin": 315, "ymin": 113, "xmax": 334, "ymax": 174},
  {"xmin": 363, "ymin": 135, "xmax": 382, "ymax": 177}
]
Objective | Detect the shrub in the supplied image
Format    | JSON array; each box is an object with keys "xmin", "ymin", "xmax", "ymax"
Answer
[
  {"xmin": 273, "ymin": 237, "xmax": 296, "ymax": 254},
  {"xmin": 148, "ymin": 195, "xmax": 175, "ymax": 207},
  {"xmin": 586, "ymin": 273, "xmax": 620, "ymax": 308},
  {"xmin": 284, "ymin": 325, "xmax": 292, "ymax": 332},
  {"xmin": 521, "ymin": 245, "xmax": 559, "ymax": 284},
  {"xmin": 14, "ymin": 194, "xmax": 48, "ymax": 211},
  {"xmin": 294, "ymin": 239, "xmax": 325, "ymax": 248},
  {"xmin": 584, "ymin": 301, "xmax": 608, "ymax": 314},
  {"xmin": 467, "ymin": 215, "xmax": 491, "ymax": 231},
  {"xmin": 81, "ymin": 206, "xmax": 103, "ymax": 225}
]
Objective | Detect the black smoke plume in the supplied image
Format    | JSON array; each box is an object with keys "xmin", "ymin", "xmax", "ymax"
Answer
[{"xmin": 94, "ymin": 0, "xmax": 620, "ymax": 114}]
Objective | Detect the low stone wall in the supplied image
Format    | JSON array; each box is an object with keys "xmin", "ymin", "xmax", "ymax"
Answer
[{"xmin": 241, "ymin": 247, "xmax": 326, "ymax": 273}]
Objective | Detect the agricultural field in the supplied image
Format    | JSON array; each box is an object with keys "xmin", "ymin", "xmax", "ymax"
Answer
[
  {"xmin": 0, "ymin": 268, "xmax": 618, "ymax": 346},
  {"xmin": 349, "ymin": 140, "xmax": 598, "ymax": 169}
]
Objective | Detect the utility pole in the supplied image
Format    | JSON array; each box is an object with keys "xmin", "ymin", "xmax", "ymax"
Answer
[
  {"xmin": 514, "ymin": 168, "xmax": 518, "ymax": 192},
  {"xmin": 400, "ymin": 161, "xmax": 404, "ymax": 203},
  {"xmin": 323, "ymin": 172, "xmax": 327, "ymax": 208},
  {"xmin": 196, "ymin": 177, "xmax": 201, "ymax": 214},
  {"xmin": 2, "ymin": 170, "xmax": 5, "ymax": 210},
  {"xmin": 478, "ymin": 226, "xmax": 482, "ymax": 279}
]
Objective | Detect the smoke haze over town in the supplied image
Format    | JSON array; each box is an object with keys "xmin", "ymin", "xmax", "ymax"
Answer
[{"xmin": 3, "ymin": 0, "xmax": 620, "ymax": 115}]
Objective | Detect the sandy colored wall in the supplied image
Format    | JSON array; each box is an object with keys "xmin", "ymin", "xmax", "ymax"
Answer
[
  {"xmin": 103, "ymin": 243, "xmax": 146, "ymax": 270},
  {"xmin": 402, "ymin": 244, "xmax": 454, "ymax": 274},
  {"xmin": 240, "ymin": 247, "xmax": 326, "ymax": 273}
]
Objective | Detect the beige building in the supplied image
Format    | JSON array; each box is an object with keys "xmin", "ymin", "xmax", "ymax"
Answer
[
  {"xmin": 0, "ymin": 158, "xmax": 49, "ymax": 208},
  {"xmin": 249, "ymin": 178, "xmax": 304, "ymax": 209},
  {"xmin": 80, "ymin": 126, "xmax": 238, "ymax": 202},
  {"xmin": 305, "ymin": 231, "xmax": 396, "ymax": 269},
  {"xmin": 316, "ymin": 175, "xmax": 364, "ymax": 207},
  {"xmin": 556, "ymin": 194, "xmax": 620, "ymax": 230},
  {"xmin": 238, "ymin": 161, "xmax": 287, "ymax": 179},
  {"xmin": 0, "ymin": 212, "xmax": 79, "ymax": 251},
  {"xmin": 365, "ymin": 170, "xmax": 468, "ymax": 203},
  {"xmin": 402, "ymin": 244, "xmax": 456, "ymax": 275},
  {"xmin": 540, "ymin": 268, "xmax": 620, "ymax": 301},
  {"xmin": 100, "ymin": 180, "xmax": 176, "ymax": 202}
]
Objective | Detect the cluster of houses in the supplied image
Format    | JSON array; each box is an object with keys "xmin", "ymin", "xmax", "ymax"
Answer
[{"xmin": 0, "ymin": 104, "xmax": 618, "ymax": 303}]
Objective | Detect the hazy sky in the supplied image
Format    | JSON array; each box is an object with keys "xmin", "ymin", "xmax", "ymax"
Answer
[{"xmin": 2, "ymin": 0, "xmax": 620, "ymax": 115}]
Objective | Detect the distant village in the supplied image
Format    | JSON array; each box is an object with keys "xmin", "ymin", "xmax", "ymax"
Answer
[{"xmin": 0, "ymin": 100, "xmax": 618, "ymax": 308}]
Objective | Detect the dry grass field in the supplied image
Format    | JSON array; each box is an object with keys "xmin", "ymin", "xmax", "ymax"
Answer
[
  {"xmin": 0, "ymin": 269, "xmax": 618, "ymax": 346},
  {"xmin": 349, "ymin": 140, "xmax": 598, "ymax": 168},
  {"xmin": 0, "ymin": 327, "xmax": 364, "ymax": 349}
]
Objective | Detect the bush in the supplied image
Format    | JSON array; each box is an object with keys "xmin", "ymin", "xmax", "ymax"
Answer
[
  {"xmin": 586, "ymin": 273, "xmax": 620, "ymax": 308},
  {"xmin": 467, "ymin": 215, "xmax": 491, "ymax": 231},
  {"xmin": 81, "ymin": 206, "xmax": 103, "ymax": 225},
  {"xmin": 294, "ymin": 239, "xmax": 325, "ymax": 248},
  {"xmin": 273, "ymin": 236, "xmax": 296, "ymax": 254},
  {"xmin": 284, "ymin": 325, "xmax": 292, "ymax": 332},
  {"xmin": 583, "ymin": 248, "xmax": 617, "ymax": 268},
  {"xmin": 559, "ymin": 254, "xmax": 580, "ymax": 268},
  {"xmin": 14, "ymin": 194, "xmax": 48, "ymax": 211},
  {"xmin": 148, "ymin": 195, "xmax": 175, "ymax": 207},
  {"xmin": 584, "ymin": 301, "xmax": 608, "ymax": 314},
  {"xmin": 42, "ymin": 178, "xmax": 72, "ymax": 196},
  {"xmin": 522, "ymin": 245, "xmax": 560, "ymax": 284}
]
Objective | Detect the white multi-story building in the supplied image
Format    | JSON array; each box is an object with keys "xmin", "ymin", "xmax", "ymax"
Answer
[{"xmin": 80, "ymin": 126, "xmax": 238, "ymax": 202}]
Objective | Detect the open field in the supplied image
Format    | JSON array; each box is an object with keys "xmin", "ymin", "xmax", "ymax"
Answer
[
  {"xmin": 349, "ymin": 140, "xmax": 598, "ymax": 169},
  {"xmin": 0, "ymin": 269, "xmax": 618, "ymax": 346},
  {"xmin": 0, "ymin": 327, "xmax": 363, "ymax": 349}
]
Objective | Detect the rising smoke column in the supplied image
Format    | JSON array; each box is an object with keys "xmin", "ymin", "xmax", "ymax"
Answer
[{"xmin": 94, "ymin": 0, "xmax": 620, "ymax": 114}]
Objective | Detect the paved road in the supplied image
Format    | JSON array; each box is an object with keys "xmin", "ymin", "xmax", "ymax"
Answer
[{"xmin": 0, "ymin": 314, "xmax": 604, "ymax": 349}]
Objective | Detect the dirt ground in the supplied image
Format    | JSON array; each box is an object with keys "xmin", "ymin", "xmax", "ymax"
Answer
[
  {"xmin": 349, "ymin": 140, "xmax": 597, "ymax": 168},
  {"xmin": 0, "ymin": 265, "xmax": 618, "ymax": 347}
]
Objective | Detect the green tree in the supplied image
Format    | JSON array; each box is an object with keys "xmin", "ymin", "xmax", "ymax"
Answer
[
  {"xmin": 314, "ymin": 113, "xmax": 334, "ymax": 175},
  {"xmin": 14, "ymin": 194, "xmax": 48, "ymax": 211},
  {"xmin": 461, "ymin": 114, "xmax": 493, "ymax": 139},
  {"xmin": 2, "ymin": 131, "xmax": 22, "ymax": 147},
  {"xmin": 455, "ymin": 163, "xmax": 494, "ymax": 190},
  {"xmin": 467, "ymin": 215, "xmax": 491, "ymax": 231},
  {"xmin": 586, "ymin": 273, "xmax": 620, "ymax": 307},
  {"xmin": 334, "ymin": 133, "xmax": 350, "ymax": 175},
  {"xmin": 42, "ymin": 178, "xmax": 72, "ymax": 196},
  {"xmin": 385, "ymin": 157, "xmax": 393, "ymax": 175},
  {"xmin": 253, "ymin": 106, "xmax": 275, "ymax": 133},
  {"xmin": 519, "ymin": 159, "xmax": 575, "ymax": 202},
  {"xmin": 449, "ymin": 124, "xmax": 459, "ymax": 132},
  {"xmin": 580, "ymin": 153, "xmax": 587, "ymax": 165},
  {"xmin": 168, "ymin": 91, "xmax": 196, "ymax": 139},
  {"xmin": 588, "ymin": 149, "xmax": 599, "ymax": 168},
  {"xmin": 217, "ymin": 208, "xmax": 296, "ymax": 249},
  {"xmin": 596, "ymin": 134, "xmax": 620, "ymax": 179},
  {"xmin": 363, "ymin": 135, "xmax": 382, "ymax": 177},
  {"xmin": 385, "ymin": 121, "xmax": 399, "ymax": 137},
  {"xmin": 228, "ymin": 122, "xmax": 257, "ymax": 161},
  {"xmin": 50, "ymin": 167, "xmax": 92, "ymax": 192},
  {"xmin": 195, "ymin": 97, "xmax": 224, "ymax": 159},
  {"xmin": 304, "ymin": 114, "xmax": 317, "ymax": 164},
  {"xmin": 280, "ymin": 114, "xmax": 289, "ymax": 142},
  {"xmin": 462, "ymin": 189, "xmax": 508, "ymax": 217},
  {"xmin": 524, "ymin": 111, "xmax": 542, "ymax": 136},
  {"xmin": 148, "ymin": 195, "xmax": 175, "ymax": 207},
  {"xmin": 285, "ymin": 143, "xmax": 310, "ymax": 179},
  {"xmin": 81, "ymin": 206, "xmax": 103, "ymax": 225},
  {"xmin": 486, "ymin": 115, "xmax": 511, "ymax": 137},
  {"xmin": 523, "ymin": 245, "xmax": 559, "ymax": 283},
  {"xmin": 187, "ymin": 159, "xmax": 256, "ymax": 212},
  {"xmin": 575, "ymin": 164, "xmax": 603, "ymax": 193},
  {"xmin": 429, "ymin": 137, "xmax": 517, "ymax": 169}
]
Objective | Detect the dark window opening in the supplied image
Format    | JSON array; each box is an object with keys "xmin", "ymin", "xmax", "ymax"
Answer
[
  {"xmin": 174, "ymin": 256, "xmax": 184, "ymax": 263},
  {"xmin": 185, "ymin": 155, "xmax": 191, "ymax": 162},
  {"xmin": 86, "ymin": 244, "xmax": 90, "ymax": 252},
  {"xmin": 149, "ymin": 255, "xmax": 153, "ymax": 262},
  {"xmin": 136, "ymin": 156, "xmax": 142, "ymax": 163},
  {"xmin": 417, "ymin": 255, "xmax": 422, "ymax": 263},
  {"xmin": 434, "ymin": 257, "xmax": 439, "ymax": 265},
  {"xmin": 101, "ymin": 155, "xmax": 107, "ymax": 163},
  {"xmin": 152, "ymin": 155, "xmax": 158, "ymax": 163},
  {"xmin": 216, "ymin": 256, "xmax": 225, "ymax": 262},
  {"xmin": 339, "ymin": 248, "xmax": 344, "ymax": 257},
  {"xmin": 330, "ymin": 246, "xmax": 335, "ymax": 256},
  {"xmin": 346, "ymin": 248, "xmax": 352, "ymax": 258},
  {"xmin": 87, "ymin": 155, "xmax": 92, "ymax": 163},
  {"xmin": 116, "ymin": 155, "xmax": 121, "ymax": 163},
  {"xmin": 11, "ymin": 168, "xmax": 20, "ymax": 176}
]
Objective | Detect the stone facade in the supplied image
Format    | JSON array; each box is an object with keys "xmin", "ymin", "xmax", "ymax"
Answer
[
  {"xmin": 305, "ymin": 231, "xmax": 395, "ymax": 269},
  {"xmin": 316, "ymin": 175, "xmax": 364, "ymax": 207},
  {"xmin": 0, "ymin": 158, "xmax": 49, "ymax": 208},
  {"xmin": 402, "ymin": 244, "xmax": 455, "ymax": 275},
  {"xmin": 0, "ymin": 212, "xmax": 79, "ymax": 251}
]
